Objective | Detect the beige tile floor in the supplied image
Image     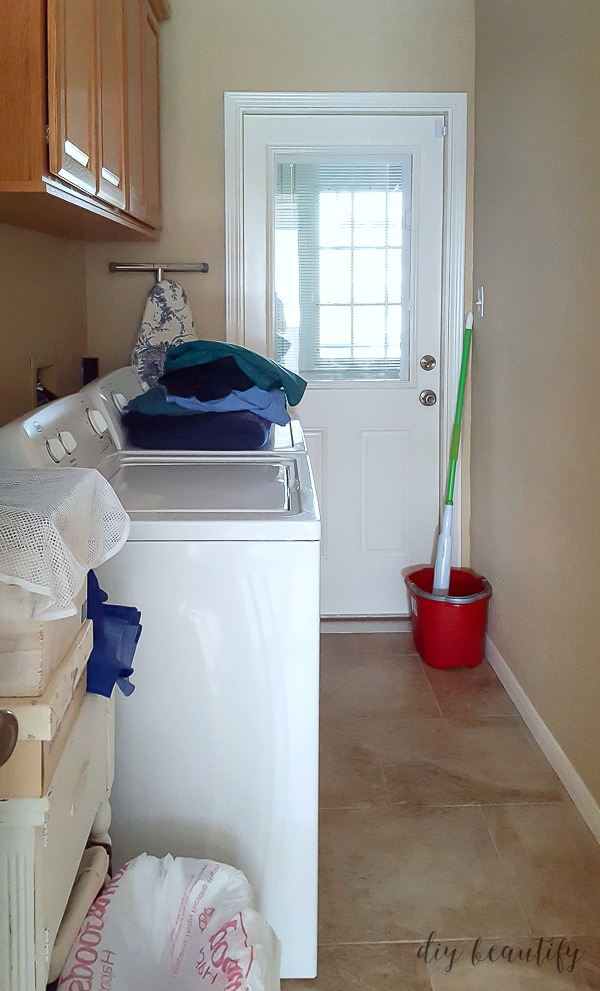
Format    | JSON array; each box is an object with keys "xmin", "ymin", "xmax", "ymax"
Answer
[{"xmin": 283, "ymin": 632, "xmax": 600, "ymax": 990}]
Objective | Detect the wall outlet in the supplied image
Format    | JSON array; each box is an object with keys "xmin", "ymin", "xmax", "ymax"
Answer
[{"xmin": 34, "ymin": 363, "xmax": 58, "ymax": 407}]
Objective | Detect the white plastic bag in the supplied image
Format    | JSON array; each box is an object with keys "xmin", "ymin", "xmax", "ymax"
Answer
[{"xmin": 57, "ymin": 855, "xmax": 280, "ymax": 991}]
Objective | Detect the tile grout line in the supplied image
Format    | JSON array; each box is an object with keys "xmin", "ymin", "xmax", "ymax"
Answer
[
  {"xmin": 474, "ymin": 804, "xmax": 534, "ymax": 939},
  {"xmin": 378, "ymin": 754, "xmax": 394, "ymax": 813},
  {"xmin": 419, "ymin": 662, "xmax": 446, "ymax": 717}
]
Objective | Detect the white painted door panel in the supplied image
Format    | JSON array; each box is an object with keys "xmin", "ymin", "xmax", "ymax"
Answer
[
  {"xmin": 242, "ymin": 114, "xmax": 444, "ymax": 615},
  {"xmin": 303, "ymin": 387, "xmax": 438, "ymax": 614}
]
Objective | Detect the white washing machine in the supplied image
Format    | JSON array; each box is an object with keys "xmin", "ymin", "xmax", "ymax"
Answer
[
  {"xmin": 81, "ymin": 366, "xmax": 307, "ymax": 454},
  {"xmin": 0, "ymin": 394, "xmax": 320, "ymax": 980}
]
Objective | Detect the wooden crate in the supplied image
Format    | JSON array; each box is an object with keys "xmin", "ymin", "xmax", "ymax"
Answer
[
  {"xmin": 0, "ymin": 584, "xmax": 86, "ymax": 697},
  {"xmin": 0, "ymin": 622, "xmax": 93, "ymax": 741},
  {"xmin": 0, "ymin": 676, "xmax": 88, "ymax": 799}
]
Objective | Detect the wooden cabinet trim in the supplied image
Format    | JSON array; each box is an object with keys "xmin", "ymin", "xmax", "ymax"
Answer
[
  {"xmin": 0, "ymin": 1, "xmax": 47, "ymax": 182},
  {"xmin": 148, "ymin": 0, "xmax": 170, "ymax": 23},
  {"xmin": 0, "ymin": 176, "xmax": 159, "ymax": 241}
]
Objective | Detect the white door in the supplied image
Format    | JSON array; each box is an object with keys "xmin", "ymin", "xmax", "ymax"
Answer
[{"xmin": 242, "ymin": 114, "xmax": 444, "ymax": 616}]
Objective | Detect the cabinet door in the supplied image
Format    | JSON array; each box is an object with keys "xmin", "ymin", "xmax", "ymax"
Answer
[
  {"xmin": 97, "ymin": 0, "xmax": 127, "ymax": 209},
  {"xmin": 142, "ymin": 2, "xmax": 162, "ymax": 228},
  {"xmin": 124, "ymin": 0, "xmax": 161, "ymax": 228},
  {"xmin": 125, "ymin": 0, "xmax": 147, "ymax": 221},
  {"xmin": 48, "ymin": 0, "xmax": 97, "ymax": 196}
]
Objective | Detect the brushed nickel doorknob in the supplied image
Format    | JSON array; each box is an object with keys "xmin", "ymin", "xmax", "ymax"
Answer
[
  {"xmin": 419, "ymin": 389, "xmax": 437, "ymax": 407},
  {"xmin": 420, "ymin": 354, "xmax": 437, "ymax": 371}
]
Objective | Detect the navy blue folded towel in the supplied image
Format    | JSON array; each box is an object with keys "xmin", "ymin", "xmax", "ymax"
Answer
[{"xmin": 121, "ymin": 408, "xmax": 271, "ymax": 451}]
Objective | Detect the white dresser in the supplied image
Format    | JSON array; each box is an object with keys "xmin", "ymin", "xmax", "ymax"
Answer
[{"xmin": 0, "ymin": 692, "xmax": 114, "ymax": 991}]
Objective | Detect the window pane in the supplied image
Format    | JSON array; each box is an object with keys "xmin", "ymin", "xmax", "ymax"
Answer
[
  {"xmin": 387, "ymin": 191, "xmax": 403, "ymax": 247},
  {"xmin": 319, "ymin": 346, "xmax": 352, "ymax": 363},
  {"xmin": 320, "ymin": 306, "xmax": 351, "ymax": 346},
  {"xmin": 274, "ymin": 155, "xmax": 411, "ymax": 381},
  {"xmin": 354, "ymin": 345, "xmax": 387, "ymax": 361},
  {"xmin": 387, "ymin": 305, "xmax": 402, "ymax": 355},
  {"xmin": 353, "ymin": 191, "xmax": 387, "ymax": 247},
  {"xmin": 353, "ymin": 306, "xmax": 386, "ymax": 348},
  {"xmin": 319, "ymin": 192, "xmax": 352, "ymax": 247},
  {"xmin": 274, "ymin": 230, "xmax": 300, "ymax": 326},
  {"xmin": 353, "ymin": 249, "xmax": 386, "ymax": 303},
  {"xmin": 387, "ymin": 249, "xmax": 403, "ymax": 304},
  {"xmin": 320, "ymin": 249, "xmax": 351, "ymax": 303}
]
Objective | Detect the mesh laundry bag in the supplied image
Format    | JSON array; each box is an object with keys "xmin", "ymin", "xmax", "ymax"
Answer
[{"xmin": 0, "ymin": 468, "xmax": 130, "ymax": 619}]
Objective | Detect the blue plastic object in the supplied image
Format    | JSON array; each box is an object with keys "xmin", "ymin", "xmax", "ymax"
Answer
[{"xmin": 86, "ymin": 570, "xmax": 142, "ymax": 697}]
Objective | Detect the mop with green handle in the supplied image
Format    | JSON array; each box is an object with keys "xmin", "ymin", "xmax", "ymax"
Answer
[{"xmin": 432, "ymin": 311, "xmax": 473, "ymax": 596}]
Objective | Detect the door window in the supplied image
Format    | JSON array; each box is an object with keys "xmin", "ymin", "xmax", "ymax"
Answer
[{"xmin": 273, "ymin": 155, "xmax": 412, "ymax": 381}]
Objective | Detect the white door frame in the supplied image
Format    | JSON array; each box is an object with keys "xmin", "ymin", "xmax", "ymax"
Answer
[{"xmin": 224, "ymin": 91, "xmax": 468, "ymax": 560}]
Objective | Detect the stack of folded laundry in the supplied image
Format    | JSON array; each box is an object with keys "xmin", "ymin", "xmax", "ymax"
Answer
[{"xmin": 122, "ymin": 340, "xmax": 307, "ymax": 450}]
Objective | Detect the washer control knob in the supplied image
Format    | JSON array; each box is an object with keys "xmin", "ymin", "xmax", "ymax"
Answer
[
  {"xmin": 46, "ymin": 437, "xmax": 66, "ymax": 462},
  {"xmin": 58, "ymin": 430, "xmax": 77, "ymax": 454},
  {"xmin": 87, "ymin": 408, "xmax": 109, "ymax": 436},
  {"xmin": 111, "ymin": 392, "xmax": 127, "ymax": 413}
]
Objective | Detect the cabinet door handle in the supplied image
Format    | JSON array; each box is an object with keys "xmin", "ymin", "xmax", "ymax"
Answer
[
  {"xmin": 64, "ymin": 140, "xmax": 90, "ymax": 168},
  {"xmin": 101, "ymin": 167, "xmax": 121, "ymax": 187}
]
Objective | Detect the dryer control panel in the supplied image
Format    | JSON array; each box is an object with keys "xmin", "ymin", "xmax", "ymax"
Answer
[{"xmin": 0, "ymin": 394, "xmax": 118, "ymax": 469}]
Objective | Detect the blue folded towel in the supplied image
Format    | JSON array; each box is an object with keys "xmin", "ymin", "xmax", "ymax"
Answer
[
  {"xmin": 163, "ymin": 385, "xmax": 289, "ymax": 424},
  {"xmin": 127, "ymin": 385, "xmax": 290, "ymax": 426}
]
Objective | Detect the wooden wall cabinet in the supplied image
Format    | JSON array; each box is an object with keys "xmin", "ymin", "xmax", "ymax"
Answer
[{"xmin": 0, "ymin": 0, "xmax": 169, "ymax": 241}]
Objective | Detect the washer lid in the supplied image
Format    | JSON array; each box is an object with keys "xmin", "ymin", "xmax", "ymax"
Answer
[{"xmin": 101, "ymin": 454, "xmax": 320, "ymax": 540}]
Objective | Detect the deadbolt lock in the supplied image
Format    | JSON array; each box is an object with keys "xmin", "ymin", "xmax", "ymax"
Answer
[
  {"xmin": 420, "ymin": 354, "xmax": 437, "ymax": 371},
  {"xmin": 419, "ymin": 389, "xmax": 437, "ymax": 407}
]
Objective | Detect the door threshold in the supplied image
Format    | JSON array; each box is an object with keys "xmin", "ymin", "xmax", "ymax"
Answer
[{"xmin": 320, "ymin": 617, "xmax": 411, "ymax": 634}]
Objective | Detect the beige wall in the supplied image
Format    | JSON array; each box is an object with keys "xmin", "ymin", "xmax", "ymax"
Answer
[
  {"xmin": 472, "ymin": 1, "xmax": 600, "ymax": 801},
  {"xmin": 0, "ymin": 225, "xmax": 87, "ymax": 426},
  {"xmin": 85, "ymin": 0, "xmax": 474, "ymax": 371}
]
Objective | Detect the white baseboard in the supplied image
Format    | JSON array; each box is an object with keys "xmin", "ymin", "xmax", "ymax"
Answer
[
  {"xmin": 485, "ymin": 634, "xmax": 600, "ymax": 844},
  {"xmin": 320, "ymin": 618, "xmax": 412, "ymax": 633}
]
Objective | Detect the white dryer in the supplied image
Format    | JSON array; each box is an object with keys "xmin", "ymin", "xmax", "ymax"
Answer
[
  {"xmin": 0, "ymin": 395, "xmax": 320, "ymax": 980},
  {"xmin": 81, "ymin": 366, "xmax": 307, "ymax": 454}
]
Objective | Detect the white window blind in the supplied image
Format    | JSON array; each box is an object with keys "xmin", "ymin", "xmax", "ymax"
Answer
[{"xmin": 273, "ymin": 155, "xmax": 412, "ymax": 381}]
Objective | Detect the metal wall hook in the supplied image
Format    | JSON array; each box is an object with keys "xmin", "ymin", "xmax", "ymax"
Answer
[{"xmin": 108, "ymin": 261, "xmax": 209, "ymax": 283}]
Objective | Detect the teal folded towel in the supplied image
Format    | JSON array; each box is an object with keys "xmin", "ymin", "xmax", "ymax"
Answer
[{"xmin": 164, "ymin": 340, "xmax": 307, "ymax": 407}]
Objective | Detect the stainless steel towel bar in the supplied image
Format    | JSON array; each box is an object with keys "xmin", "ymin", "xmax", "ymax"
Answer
[{"xmin": 108, "ymin": 261, "xmax": 209, "ymax": 282}]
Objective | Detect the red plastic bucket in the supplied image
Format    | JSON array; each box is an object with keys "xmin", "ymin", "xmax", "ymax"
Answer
[{"xmin": 405, "ymin": 567, "xmax": 492, "ymax": 669}]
